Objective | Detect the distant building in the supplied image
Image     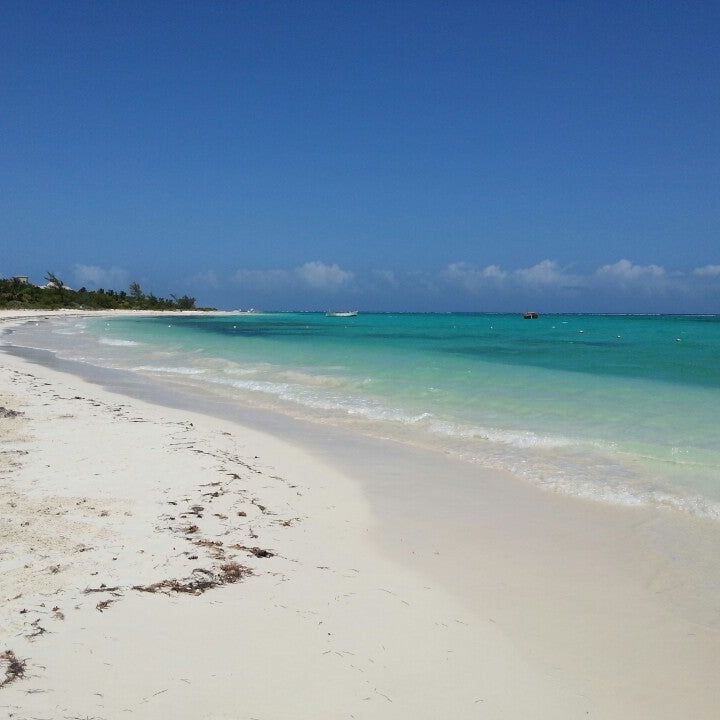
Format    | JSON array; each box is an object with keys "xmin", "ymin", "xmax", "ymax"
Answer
[{"xmin": 12, "ymin": 276, "xmax": 29, "ymax": 284}]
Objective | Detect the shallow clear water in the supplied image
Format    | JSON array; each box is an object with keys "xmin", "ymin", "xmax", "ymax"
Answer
[{"xmin": 10, "ymin": 312, "xmax": 720, "ymax": 518}]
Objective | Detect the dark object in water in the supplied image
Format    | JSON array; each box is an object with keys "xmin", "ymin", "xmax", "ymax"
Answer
[{"xmin": 523, "ymin": 311, "xmax": 539, "ymax": 319}]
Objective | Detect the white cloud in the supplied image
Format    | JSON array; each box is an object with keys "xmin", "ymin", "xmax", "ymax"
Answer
[
  {"xmin": 514, "ymin": 259, "xmax": 581, "ymax": 288},
  {"xmin": 480, "ymin": 264, "xmax": 507, "ymax": 280},
  {"xmin": 595, "ymin": 259, "xmax": 666, "ymax": 283},
  {"xmin": 693, "ymin": 264, "xmax": 720, "ymax": 278},
  {"xmin": 373, "ymin": 269, "xmax": 397, "ymax": 284},
  {"xmin": 233, "ymin": 261, "xmax": 353, "ymax": 293},
  {"xmin": 441, "ymin": 262, "xmax": 508, "ymax": 292},
  {"xmin": 228, "ymin": 258, "xmax": 719, "ymax": 303},
  {"xmin": 234, "ymin": 268, "xmax": 291, "ymax": 286},
  {"xmin": 189, "ymin": 270, "xmax": 220, "ymax": 288},
  {"xmin": 443, "ymin": 260, "xmax": 581, "ymax": 292},
  {"xmin": 295, "ymin": 261, "xmax": 353, "ymax": 290},
  {"xmin": 73, "ymin": 264, "xmax": 127, "ymax": 290}
]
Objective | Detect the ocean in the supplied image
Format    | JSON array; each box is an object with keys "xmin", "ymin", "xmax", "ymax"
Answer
[{"xmin": 9, "ymin": 312, "xmax": 720, "ymax": 519}]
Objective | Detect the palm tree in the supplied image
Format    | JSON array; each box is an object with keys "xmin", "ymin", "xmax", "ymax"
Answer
[{"xmin": 170, "ymin": 293, "xmax": 196, "ymax": 310}]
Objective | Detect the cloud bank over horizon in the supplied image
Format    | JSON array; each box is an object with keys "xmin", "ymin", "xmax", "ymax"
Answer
[
  {"xmin": 41, "ymin": 257, "xmax": 720, "ymax": 313},
  {"xmin": 73, "ymin": 264, "xmax": 128, "ymax": 290},
  {"xmin": 233, "ymin": 261, "xmax": 355, "ymax": 294}
]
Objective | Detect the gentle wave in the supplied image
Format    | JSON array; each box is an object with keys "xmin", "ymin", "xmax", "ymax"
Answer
[
  {"xmin": 191, "ymin": 371, "xmax": 582, "ymax": 451},
  {"xmin": 133, "ymin": 365, "xmax": 207, "ymax": 375},
  {"xmin": 276, "ymin": 370, "xmax": 345, "ymax": 387},
  {"xmin": 151, "ymin": 366, "xmax": 720, "ymax": 520},
  {"xmin": 126, "ymin": 363, "xmax": 598, "ymax": 450},
  {"xmin": 531, "ymin": 470, "xmax": 720, "ymax": 521},
  {"xmin": 218, "ymin": 376, "xmax": 435, "ymax": 424},
  {"xmin": 428, "ymin": 419, "xmax": 578, "ymax": 449},
  {"xmin": 99, "ymin": 338, "xmax": 141, "ymax": 347}
]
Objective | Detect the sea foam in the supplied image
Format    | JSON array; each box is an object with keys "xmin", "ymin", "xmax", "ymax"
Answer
[{"xmin": 99, "ymin": 338, "xmax": 141, "ymax": 347}]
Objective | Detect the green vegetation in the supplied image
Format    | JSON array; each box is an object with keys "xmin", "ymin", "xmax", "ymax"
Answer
[{"xmin": 0, "ymin": 274, "xmax": 212, "ymax": 311}]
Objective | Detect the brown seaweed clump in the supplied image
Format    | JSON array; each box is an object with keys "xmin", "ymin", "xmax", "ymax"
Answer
[
  {"xmin": 133, "ymin": 562, "xmax": 251, "ymax": 596},
  {"xmin": 230, "ymin": 544, "xmax": 275, "ymax": 558},
  {"xmin": 0, "ymin": 650, "xmax": 26, "ymax": 688},
  {"xmin": 0, "ymin": 407, "xmax": 24, "ymax": 419}
]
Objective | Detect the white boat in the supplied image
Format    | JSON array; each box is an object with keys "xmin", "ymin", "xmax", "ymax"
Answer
[{"xmin": 326, "ymin": 310, "xmax": 358, "ymax": 317}]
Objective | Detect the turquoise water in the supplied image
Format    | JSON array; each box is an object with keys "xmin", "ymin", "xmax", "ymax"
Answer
[{"xmin": 15, "ymin": 313, "xmax": 720, "ymax": 518}]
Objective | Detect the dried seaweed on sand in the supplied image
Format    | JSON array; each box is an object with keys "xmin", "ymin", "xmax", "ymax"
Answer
[
  {"xmin": 0, "ymin": 650, "xmax": 26, "ymax": 688},
  {"xmin": 133, "ymin": 563, "xmax": 251, "ymax": 596}
]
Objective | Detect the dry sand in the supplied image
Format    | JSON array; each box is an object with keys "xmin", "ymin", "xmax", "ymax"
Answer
[{"xmin": 1, "ymin": 310, "xmax": 718, "ymax": 718}]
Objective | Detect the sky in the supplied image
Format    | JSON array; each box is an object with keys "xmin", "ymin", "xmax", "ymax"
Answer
[{"xmin": 1, "ymin": 1, "xmax": 719, "ymax": 312}]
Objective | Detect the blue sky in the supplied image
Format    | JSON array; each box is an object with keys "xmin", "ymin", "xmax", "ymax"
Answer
[{"xmin": 2, "ymin": 1, "xmax": 719, "ymax": 311}]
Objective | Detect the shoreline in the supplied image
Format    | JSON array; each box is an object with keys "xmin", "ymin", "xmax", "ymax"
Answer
[
  {"xmin": 11, "ymin": 309, "xmax": 720, "ymax": 524},
  {"xmin": 1, "ymin": 313, "xmax": 719, "ymax": 718},
  {"xmin": 1, "ymin": 343, "xmax": 519, "ymax": 718},
  {"xmin": 0, "ymin": 308, "xmax": 244, "ymax": 321}
]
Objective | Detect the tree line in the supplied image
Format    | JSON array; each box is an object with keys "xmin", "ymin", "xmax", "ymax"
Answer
[{"xmin": 0, "ymin": 273, "xmax": 209, "ymax": 311}]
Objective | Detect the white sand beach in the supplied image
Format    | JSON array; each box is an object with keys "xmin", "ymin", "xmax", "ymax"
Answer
[{"xmin": 1, "ymin": 311, "xmax": 719, "ymax": 719}]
